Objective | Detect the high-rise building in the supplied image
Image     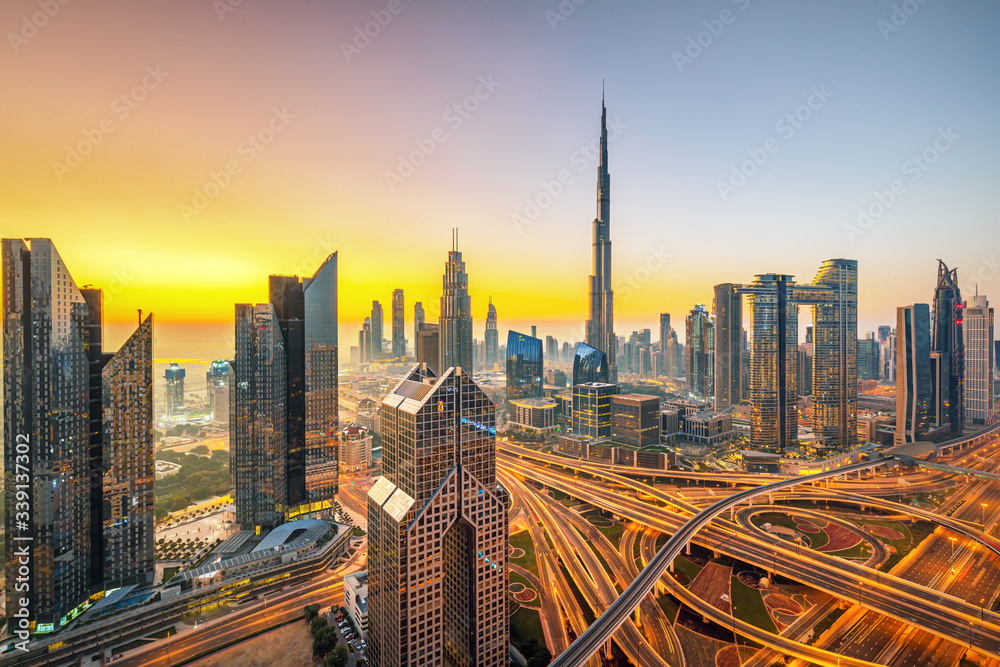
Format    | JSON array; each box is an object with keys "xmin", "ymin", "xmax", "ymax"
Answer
[
  {"xmin": 165, "ymin": 362, "xmax": 185, "ymax": 416},
  {"xmin": 713, "ymin": 285, "xmax": 742, "ymax": 410},
  {"xmin": 506, "ymin": 331, "xmax": 543, "ymax": 407},
  {"xmin": 416, "ymin": 323, "xmax": 440, "ymax": 370},
  {"xmin": 545, "ymin": 335, "xmax": 558, "ymax": 362},
  {"xmin": 896, "ymin": 304, "xmax": 933, "ymax": 444},
  {"xmin": 413, "ymin": 301, "xmax": 425, "ymax": 358},
  {"xmin": 810, "ymin": 258, "xmax": 858, "ymax": 452},
  {"xmin": 573, "ymin": 341, "xmax": 609, "ymax": 386},
  {"xmin": 439, "ymin": 229, "xmax": 473, "ymax": 372},
  {"xmin": 232, "ymin": 303, "xmax": 288, "ymax": 529},
  {"xmin": 880, "ymin": 330, "xmax": 897, "ymax": 384},
  {"xmin": 360, "ymin": 317, "xmax": 373, "ymax": 364},
  {"xmin": 392, "ymin": 289, "xmax": 405, "ymax": 360},
  {"xmin": 932, "ymin": 260, "xmax": 964, "ymax": 433},
  {"xmin": 234, "ymin": 255, "xmax": 339, "ymax": 527},
  {"xmin": 485, "ymin": 298, "xmax": 499, "ymax": 367},
  {"xmin": 736, "ymin": 275, "xmax": 801, "ymax": 454},
  {"xmin": 207, "ymin": 360, "xmax": 231, "ymax": 424},
  {"xmin": 3, "ymin": 239, "xmax": 155, "ymax": 632},
  {"xmin": 686, "ymin": 304, "xmax": 714, "ymax": 400},
  {"xmin": 99, "ymin": 313, "xmax": 155, "ymax": 590},
  {"xmin": 963, "ymin": 293, "xmax": 994, "ymax": 425},
  {"xmin": 585, "ymin": 94, "xmax": 617, "ymax": 383},
  {"xmin": 878, "ymin": 325, "xmax": 892, "ymax": 342},
  {"xmin": 572, "ymin": 382, "xmax": 617, "ymax": 438},
  {"xmin": 611, "ymin": 393, "xmax": 660, "ymax": 447},
  {"xmin": 367, "ymin": 365, "xmax": 508, "ymax": 667},
  {"xmin": 797, "ymin": 344, "xmax": 813, "ymax": 396},
  {"xmin": 858, "ymin": 336, "xmax": 880, "ymax": 380},
  {"xmin": 561, "ymin": 341, "xmax": 571, "ymax": 363},
  {"xmin": 371, "ymin": 300, "xmax": 384, "ymax": 361}
]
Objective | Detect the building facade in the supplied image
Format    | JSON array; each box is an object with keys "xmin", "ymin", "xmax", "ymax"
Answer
[
  {"xmin": 685, "ymin": 304, "xmax": 714, "ymax": 400},
  {"xmin": 416, "ymin": 323, "xmax": 441, "ymax": 370},
  {"xmin": 340, "ymin": 425, "xmax": 372, "ymax": 471},
  {"xmin": 391, "ymin": 289, "xmax": 405, "ymax": 360},
  {"xmin": 413, "ymin": 302, "xmax": 425, "ymax": 358},
  {"xmin": 484, "ymin": 298, "xmax": 499, "ymax": 367},
  {"xmin": 963, "ymin": 293, "xmax": 994, "ymax": 425},
  {"xmin": 932, "ymin": 260, "xmax": 965, "ymax": 433},
  {"xmin": 713, "ymin": 284, "xmax": 742, "ymax": 411},
  {"xmin": 509, "ymin": 398, "xmax": 559, "ymax": 434},
  {"xmin": 573, "ymin": 341, "xmax": 609, "ymax": 386},
  {"xmin": 895, "ymin": 304, "xmax": 932, "ymax": 444},
  {"xmin": 439, "ymin": 230, "xmax": 474, "ymax": 373},
  {"xmin": 506, "ymin": 331, "xmax": 543, "ymax": 407},
  {"xmin": 207, "ymin": 360, "xmax": 231, "ymax": 424},
  {"xmin": 610, "ymin": 393, "xmax": 660, "ymax": 447},
  {"xmin": 165, "ymin": 362, "xmax": 185, "ymax": 416},
  {"xmin": 371, "ymin": 300, "xmax": 384, "ymax": 361},
  {"xmin": 572, "ymin": 382, "xmax": 617, "ymax": 439},
  {"xmin": 367, "ymin": 366, "xmax": 508, "ymax": 667}
]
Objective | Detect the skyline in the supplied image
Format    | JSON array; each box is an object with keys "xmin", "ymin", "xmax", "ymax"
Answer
[{"xmin": 3, "ymin": 1, "xmax": 998, "ymax": 358}]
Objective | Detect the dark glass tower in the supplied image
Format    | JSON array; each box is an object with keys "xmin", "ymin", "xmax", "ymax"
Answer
[
  {"xmin": 685, "ymin": 303, "xmax": 713, "ymax": 399},
  {"xmin": 713, "ymin": 284, "xmax": 742, "ymax": 410},
  {"xmin": 585, "ymin": 92, "xmax": 616, "ymax": 383},
  {"xmin": 367, "ymin": 366, "xmax": 508, "ymax": 667},
  {"xmin": 439, "ymin": 229, "xmax": 473, "ymax": 373},
  {"xmin": 573, "ymin": 341, "xmax": 609, "ymax": 386},
  {"xmin": 371, "ymin": 300, "xmax": 384, "ymax": 360},
  {"xmin": 932, "ymin": 260, "xmax": 964, "ymax": 433},
  {"xmin": 506, "ymin": 331, "xmax": 543, "ymax": 407},
  {"xmin": 413, "ymin": 301, "xmax": 425, "ymax": 359},
  {"xmin": 391, "ymin": 289, "xmax": 405, "ymax": 359},
  {"xmin": 896, "ymin": 304, "xmax": 932, "ymax": 444}
]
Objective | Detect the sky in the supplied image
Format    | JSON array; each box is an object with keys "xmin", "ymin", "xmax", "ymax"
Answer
[{"xmin": 2, "ymin": 0, "xmax": 998, "ymax": 360}]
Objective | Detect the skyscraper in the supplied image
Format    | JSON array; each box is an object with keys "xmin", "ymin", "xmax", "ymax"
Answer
[
  {"xmin": 713, "ymin": 285, "xmax": 742, "ymax": 410},
  {"xmin": 506, "ymin": 331, "xmax": 543, "ymax": 406},
  {"xmin": 573, "ymin": 341, "xmax": 609, "ymax": 386},
  {"xmin": 367, "ymin": 365, "xmax": 508, "ymax": 667},
  {"xmin": 585, "ymin": 93, "xmax": 617, "ymax": 383},
  {"xmin": 439, "ymin": 229, "xmax": 473, "ymax": 372},
  {"xmin": 880, "ymin": 330, "xmax": 897, "ymax": 384},
  {"xmin": 100, "ymin": 313, "xmax": 155, "ymax": 589},
  {"xmin": 232, "ymin": 303, "xmax": 287, "ymax": 529},
  {"xmin": 932, "ymin": 260, "xmax": 965, "ymax": 433},
  {"xmin": 572, "ymin": 382, "xmax": 617, "ymax": 438},
  {"xmin": 207, "ymin": 360, "xmax": 231, "ymax": 424},
  {"xmin": 659, "ymin": 313, "xmax": 671, "ymax": 351},
  {"xmin": 485, "ymin": 298, "xmax": 499, "ymax": 367},
  {"xmin": 810, "ymin": 258, "xmax": 858, "ymax": 451},
  {"xmin": 392, "ymin": 289, "xmax": 405, "ymax": 359},
  {"xmin": 371, "ymin": 300, "xmax": 384, "ymax": 360},
  {"xmin": 416, "ymin": 323, "xmax": 441, "ymax": 369},
  {"xmin": 413, "ymin": 301, "xmax": 425, "ymax": 358},
  {"xmin": 963, "ymin": 293, "xmax": 994, "ymax": 425},
  {"xmin": 896, "ymin": 304, "xmax": 932, "ymax": 444},
  {"xmin": 165, "ymin": 362, "xmax": 185, "ymax": 416},
  {"xmin": 3, "ymin": 239, "xmax": 155, "ymax": 632},
  {"xmin": 686, "ymin": 304, "xmax": 714, "ymax": 399},
  {"xmin": 360, "ymin": 317, "xmax": 373, "ymax": 363}
]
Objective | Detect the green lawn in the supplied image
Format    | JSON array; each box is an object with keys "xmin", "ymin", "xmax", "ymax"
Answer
[
  {"xmin": 508, "ymin": 570, "xmax": 534, "ymax": 592},
  {"xmin": 807, "ymin": 607, "xmax": 845, "ymax": 645},
  {"xmin": 731, "ymin": 577, "xmax": 777, "ymax": 634},
  {"xmin": 672, "ymin": 555, "xmax": 702, "ymax": 584},
  {"xmin": 656, "ymin": 595, "xmax": 679, "ymax": 623},
  {"xmin": 806, "ymin": 528, "xmax": 829, "ymax": 550},
  {"xmin": 510, "ymin": 606, "xmax": 546, "ymax": 649},
  {"xmin": 162, "ymin": 567, "xmax": 180, "ymax": 584},
  {"xmin": 509, "ymin": 530, "xmax": 538, "ymax": 577},
  {"xmin": 751, "ymin": 512, "xmax": 800, "ymax": 532},
  {"xmin": 559, "ymin": 562, "xmax": 596, "ymax": 625}
]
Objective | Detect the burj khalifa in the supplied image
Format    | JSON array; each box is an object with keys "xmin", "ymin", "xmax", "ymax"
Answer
[{"xmin": 585, "ymin": 91, "xmax": 616, "ymax": 382}]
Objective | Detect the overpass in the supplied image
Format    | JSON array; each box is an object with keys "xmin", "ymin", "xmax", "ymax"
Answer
[{"xmin": 937, "ymin": 421, "xmax": 1000, "ymax": 455}]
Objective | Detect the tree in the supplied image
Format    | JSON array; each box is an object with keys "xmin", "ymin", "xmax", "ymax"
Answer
[
  {"xmin": 312, "ymin": 625, "xmax": 337, "ymax": 657},
  {"xmin": 324, "ymin": 644, "xmax": 349, "ymax": 667},
  {"xmin": 191, "ymin": 444, "xmax": 209, "ymax": 456},
  {"xmin": 304, "ymin": 604, "xmax": 320, "ymax": 623},
  {"xmin": 310, "ymin": 616, "xmax": 328, "ymax": 636}
]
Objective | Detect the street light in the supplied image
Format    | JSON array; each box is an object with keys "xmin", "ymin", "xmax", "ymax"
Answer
[{"xmin": 982, "ymin": 502, "xmax": 988, "ymax": 527}]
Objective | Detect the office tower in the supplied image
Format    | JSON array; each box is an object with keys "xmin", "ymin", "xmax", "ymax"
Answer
[
  {"xmin": 367, "ymin": 366, "xmax": 508, "ymax": 667},
  {"xmin": 806, "ymin": 326, "xmax": 813, "ymax": 344},
  {"xmin": 573, "ymin": 341, "xmax": 609, "ymax": 386},
  {"xmin": 736, "ymin": 275, "xmax": 800, "ymax": 453},
  {"xmin": 572, "ymin": 382, "xmax": 617, "ymax": 438},
  {"xmin": 207, "ymin": 360, "xmax": 231, "ymax": 424},
  {"xmin": 659, "ymin": 314, "xmax": 671, "ymax": 351},
  {"xmin": 585, "ymin": 93, "xmax": 617, "ymax": 383},
  {"xmin": 741, "ymin": 329, "xmax": 751, "ymax": 401},
  {"xmin": 232, "ymin": 303, "xmax": 288, "ymax": 529},
  {"xmin": 611, "ymin": 394, "xmax": 660, "ymax": 447},
  {"xmin": 545, "ymin": 335, "xmax": 558, "ymax": 362},
  {"xmin": 810, "ymin": 259, "xmax": 859, "ymax": 451},
  {"xmin": 416, "ymin": 323, "xmax": 441, "ymax": 370},
  {"xmin": 858, "ymin": 335, "xmax": 880, "ymax": 380},
  {"xmin": 713, "ymin": 285, "xmax": 742, "ymax": 410},
  {"xmin": 3, "ymin": 239, "xmax": 155, "ymax": 631},
  {"xmin": 165, "ymin": 362, "xmax": 185, "ymax": 416},
  {"xmin": 878, "ymin": 325, "xmax": 892, "ymax": 342},
  {"xmin": 413, "ymin": 302, "xmax": 425, "ymax": 357},
  {"xmin": 485, "ymin": 298, "xmax": 499, "ymax": 366},
  {"xmin": 360, "ymin": 317, "xmax": 373, "ymax": 363},
  {"xmin": 685, "ymin": 304, "xmax": 714, "ymax": 399},
  {"xmin": 932, "ymin": 260, "xmax": 964, "ymax": 433},
  {"xmin": 100, "ymin": 313, "xmax": 155, "ymax": 589},
  {"xmin": 896, "ymin": 304, "xmax": 932, "ymax": 444},
  {"xmin": 439, "ymin": 229, "xmax": 473, "ymax": 372},
  {"xmin": 881, "ymin": 330, "xmax": 897, "ymax": 384},
  {"xmin": 546, "ymin": 369, "xmax": 568, "ymax": 387},
  {"xmin": 270, "ymin": 275, "xmax": 307, "ymax": 510},
  {"xmin": 371, "ymin": 301, "xmax": 384, "ymax": 360},
  {"xmin": 392, "ymin": 289, "xmax": 405, "ymax": 359},
  {"xmin": 531, "ymin": 325, "xmax": 537, "ymax": 339},
  {"xmin": 963, "ymin": 293, "xmax": 994, "ymax": 425},
  {"xmin": 506, "ymin": 331, "xmax": 543, "ymax": 406},
  {"xmin": 797, "ymin": 344, "xmax": 813, "ymax": 396}
]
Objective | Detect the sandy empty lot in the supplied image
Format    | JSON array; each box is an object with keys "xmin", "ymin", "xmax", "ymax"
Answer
[{"xmin": 185, "ymin": 619, "xmax": 313, "ymax": 667}]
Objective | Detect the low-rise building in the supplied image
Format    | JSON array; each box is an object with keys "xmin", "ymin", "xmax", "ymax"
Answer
[
  {"xmin": 509, "ymin": 397, "xmax": 558, "ymax": 435},
  {"xmin": 660, "ymin": 409, "xmax": 680, "ymax": 443},
  {"xmin": 681, "ymin": 410, "xmax": 735, "ymax": 444},
  {"xmin": 343, "ymin": 571, "xmax": 369, "ymax": 639},
  {"xmin": 611, "ymin": 393, "xmax": 660, "ymax": 447},
  {"xmin": 340, "ymin": 424, "xmax": 372, "ymax": 471}
]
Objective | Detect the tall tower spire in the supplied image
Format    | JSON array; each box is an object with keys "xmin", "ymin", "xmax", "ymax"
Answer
[{"xmin": 585, "ymin": 88, "xmax": 616, "ymax": 381}]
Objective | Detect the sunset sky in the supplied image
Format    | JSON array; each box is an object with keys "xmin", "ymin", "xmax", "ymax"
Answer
[{"xmin": 2, "ymin": 1, "xmax": 998, "ymax": 360}]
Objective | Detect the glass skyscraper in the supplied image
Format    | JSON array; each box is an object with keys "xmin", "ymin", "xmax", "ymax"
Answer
[
  {"xmin": 685, "ymin": 303, "xmax": 714, "ymax": 400},
  {"xmin": 932, "ymin": 260, "xmax": 964, "ymax": 433},
  {"xmin": 962, "ymin": 294, "xmax": 993, "ymax": 425},
  {"xmin": 506, "ymin": 330, "xmax": 543, "ymax": 406},
  {"xmin": 896, "ymin": 304, "xmax": 933, "ymax": 444},
  {"xmin": 573, "ymin": 341, "xmax": 609, "ymax": 386},
  {"xmin": 367, "ymin": 366, "xmax": 508, "ymax": 667},
  {"xmin": 439, "ymin": 230, "xmax": 473, "ymax": 373},
  {"xmin": 391, "ymin": 288, "xmax": 405, "ymax": 359},
  {"xmin": 484, "ymin": 298, "xmax": 499, "ymax": 367},
  {"xmin": 371, "ymin": 300, "xmax": 384, "ymax": 361},
  {"xmin": 713, "ymin": 284, "xmax": 742, "ymax": 410}
]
